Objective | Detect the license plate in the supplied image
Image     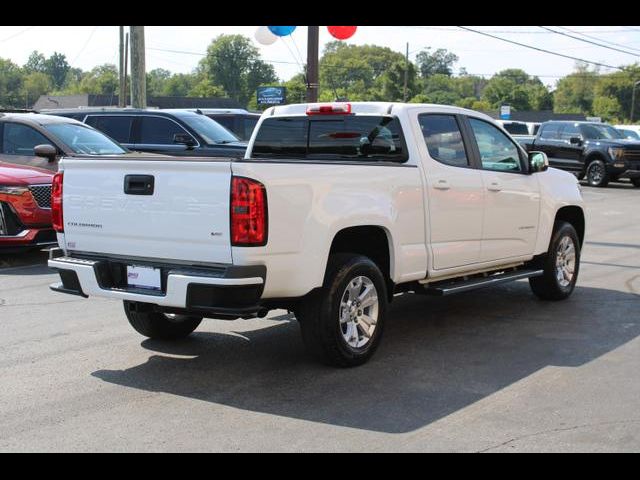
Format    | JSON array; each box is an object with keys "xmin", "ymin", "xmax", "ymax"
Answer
[{"xmin": 126, "ymin": 265, "xmax": 161, "ymax": 291}]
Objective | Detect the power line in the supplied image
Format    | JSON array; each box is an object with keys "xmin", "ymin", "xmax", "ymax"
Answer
[
  {"xmin": 538, "ymin": 26, "xmax": 640, "ymax": 57},
  {"xmin": 456, "ymin": 26, "xmax": 624, "ymax": 71},
  {"xmin": 0, "ymin": 26, "xmax": 35, "ymax": 43},
  {"xmin": 72, "ymin": 26, "xmax": 99, "ymax": 65},
  {"xmin": 405, "ymin": 26, "xmax": 640, "ymax": 34},
  {"xmin": 557, "ymin": 26, "xmax": 640, "ymax": 54}
]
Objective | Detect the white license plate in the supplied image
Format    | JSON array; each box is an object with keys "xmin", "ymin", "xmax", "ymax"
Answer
[{"xmin": 126, "ymin": 265, "xmax": 161, "ymax": 291}]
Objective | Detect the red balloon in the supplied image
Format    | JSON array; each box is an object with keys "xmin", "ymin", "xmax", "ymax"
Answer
[{"xmin": 328, "ymin": 26, "xmax": 357, "ymax": 40}]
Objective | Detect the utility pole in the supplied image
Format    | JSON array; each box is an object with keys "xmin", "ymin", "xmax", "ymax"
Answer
[
  {"xmin": 306, "ymin": 26, "xmax": 319, "ymax": 103},
  {"xmin": 403, "ymin": 42, "xmax": 409, "ymax": 102},
  {"xmin": 124, "ymin": 33, "xmax": 129, "ymax": 107},
  {"xmin": 118, "ymin": 27, "xmax": 125, "ymax": 107},
  {"xmin": 130, "ymin": 26, "xmax": 146, "ymax": 108}
]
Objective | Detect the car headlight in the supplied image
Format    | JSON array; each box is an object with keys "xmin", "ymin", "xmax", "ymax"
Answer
[
  {"xmin": 608, "ymin": 147, "xmax": 626, "ymax": 161},
  {"xmin": 0, "ymin": 185, "xmax": 29, "ymax": 195}
]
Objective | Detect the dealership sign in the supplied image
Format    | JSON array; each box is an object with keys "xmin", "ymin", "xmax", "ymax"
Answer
[
  {"xmin": 257, "ymin": 86, "xmax": 287, "ymax": 105},
  {"xmin": 500, "ymin": 105, "xmax": 511, "ymax": 120}
]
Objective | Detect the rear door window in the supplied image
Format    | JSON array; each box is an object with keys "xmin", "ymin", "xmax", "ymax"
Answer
[
  {"xmin": 540, "ymin": 123, "xmax": 562, "ymax": 140},
  {"xmin": 85, "ymin": 116, "xmax": 134, "ymax": 143},
  {"xmin": 139, "ymin": 116, "xmax": 190, "ymax": 145},
  {"xmin": 418, "ymin": 114, "xmax": 470, "ymax": 168},
  {"xmin": 252, "ymin": 116, "xmax": 408, "ymax": 162},
  {"xmin": 1, "ymin": 123, "xmax": 51, "ymax": 155}
]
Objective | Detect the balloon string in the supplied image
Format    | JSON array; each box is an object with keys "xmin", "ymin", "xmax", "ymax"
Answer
[{"xmin": 279, "ymin": 36, "xmax": 306, "ymax": 79}]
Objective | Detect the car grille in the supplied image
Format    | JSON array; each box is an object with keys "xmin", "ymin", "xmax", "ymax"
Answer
[
  {"xmin": 623, "ymin": 151, "xmax": 640, "ymax": 162},
  {"xmin": 29, "ymin": 185, "xmax": 52, "ymax": 209}
]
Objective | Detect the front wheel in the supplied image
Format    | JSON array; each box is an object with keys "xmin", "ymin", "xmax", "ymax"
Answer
[
  {"xmin": 529, "ymin": 222, "xmax": 580, "ymax": 301},
  {"xmin": 296, "ymin": 254, "xmax": 388, "ymax": 367},
  {"xmin": 586, "ymin": 159, "xmax": 609, "ymax": 187},
  {"xmin": 124, "ymin": 301, "xmax": 202, "ymax": 340}
]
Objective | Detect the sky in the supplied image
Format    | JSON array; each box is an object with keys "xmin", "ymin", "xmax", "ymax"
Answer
[{"xmin": 2, "ymin": 26, "xmax": 640, "ymax": 87}]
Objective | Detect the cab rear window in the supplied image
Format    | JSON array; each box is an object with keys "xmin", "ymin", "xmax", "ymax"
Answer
[{"xmin": 252, "ymin": 116, "xmax": 408, "ymax": 162}]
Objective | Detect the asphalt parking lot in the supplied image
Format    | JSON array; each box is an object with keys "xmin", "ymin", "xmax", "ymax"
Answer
[{"xmin": 1, "ymin": 183, "xmax": 639, "ymax": 452}]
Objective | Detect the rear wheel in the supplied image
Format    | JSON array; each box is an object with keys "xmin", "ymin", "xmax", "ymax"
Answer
[
  {"xmin": 586, "ymin": 159, "xmax": 609, "ymax": 187},
  {"xmin": 529, "ymin": 222, "xmax": 580, "ymax": 301},
  {"xmin": 296, "ymin": 254, "xmax": 388, "ymax": 367},
  {"xmin": 124, "ymin": 301, "xmax": 202, "ymax": 340}
]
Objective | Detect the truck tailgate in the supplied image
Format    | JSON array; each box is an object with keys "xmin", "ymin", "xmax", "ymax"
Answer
[{"xmin": 61, "ymin": 158, "xmax": 233, "ymax": 265}]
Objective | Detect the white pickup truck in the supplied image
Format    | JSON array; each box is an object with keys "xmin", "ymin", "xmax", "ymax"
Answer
[{"xmin": 48, "ymin": 102, "xmax": 585, "ymax": 367}]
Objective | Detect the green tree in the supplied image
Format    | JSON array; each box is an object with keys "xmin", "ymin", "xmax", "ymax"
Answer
[
  {"xmin": 188, "ymin": 77, "xmax": 226, "ymax": 98},
  {"xmin": 146, "ymin": 68, "xmax": 172, "ymax": 97},
  {"xmin": 24, "ymin": 51, "xmax": 46, "ymax": 73},
  {"xmin": 0, "ymin": 58, "xmax": 24, "ymax": 107},
  {"xmin": 72, "ymin": 64, "xmax": 119, "ymax": 95},
  {"xmin": 22, "ymin": 72, "xmax": 52, "ymax": 107},
  {"xmin": 44, "ymin": 52, "xmax": 70, "ymax": 89},
  {"xmin": 592, "ymin": 64, "xmax": 640, "ymax": 122},
  {"xmin": 162, "ymin": 73, "xmax": 198, "ymax": 96},
  {"xmin": 415, "ymin": 48, "xmax": 459, "ymax": 78},
  {"xmin": 481, "ymin": 69, "xmax": 552, "ymax": 111},
  {"xmin": 553, "ymin": 64, "xmax": 598, "ymax": 114},
  {"xmin": 200, "ymin": 34, "xmax": 278, "ymax": 107}
]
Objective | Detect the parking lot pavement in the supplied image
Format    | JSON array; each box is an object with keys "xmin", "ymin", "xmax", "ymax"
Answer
[{"xmin": 1, "ymin": 184, "xmax": 639, "ymax": 452}]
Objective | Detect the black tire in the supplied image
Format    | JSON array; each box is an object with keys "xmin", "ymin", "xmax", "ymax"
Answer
[
  {"xmin": 631, "ymin": 178, "xmax": 640, "ymax": 188},
  {"xmin": 529, "ymin": 222, "xmax": 580, "ymax": 301},
  {"xmin": 586, "ymin": 159, "xmax": 609, "ymax": 187},
  {"xmin": 296, "ymin": 254, "xmax": 388, "ymax": 368},
  {"xmin": 123, "ymin": 301, "xmax": 202, "ymax": 340}
]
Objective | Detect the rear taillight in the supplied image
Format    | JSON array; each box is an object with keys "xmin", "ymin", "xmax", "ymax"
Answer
[
  {"xmin": 230, "ymin": 176, "xmax": 267, "ymax": 247},
  {"xmin": 51, "ymin": 172, "xmax": 64, "ymax": 232}
]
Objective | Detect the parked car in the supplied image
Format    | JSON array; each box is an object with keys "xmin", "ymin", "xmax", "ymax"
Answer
[
  {"xmin": 516, "ymin": 121, "xmax": 640, "ymax": 188},
  {"xmin": 185, "ymin": 109, "xmax": 261, "ymax": 141},
  {"xmin": 48, "ymin": 102, "xmax": 585, "ymax": 367},
  {"xmin": 0, "ymin": 112, "xmax": 130, "ymax": 172},
  {"xmin": 42, "ymin": 108, "xmax": 248, "ymax": 158},
  {"xmin": 614, "ymin": 125, "xmax": 640, "ymax": 140},
  {"xmin": 0, "ymin": 162, "xmax": 55, "ymax": 251},
  {"xmin": 495, "ymin": 120, "xmax": 529, "ymax": 136}
]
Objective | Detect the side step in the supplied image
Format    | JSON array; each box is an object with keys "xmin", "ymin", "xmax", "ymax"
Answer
[{"xmin": 423, "ymin": 269, "xmax": 543, "ymax": 296}]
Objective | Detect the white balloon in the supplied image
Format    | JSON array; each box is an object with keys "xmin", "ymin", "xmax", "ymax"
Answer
[{"xmin": 255, "ymin": 26, "xmax": 278, "ymax": 45}]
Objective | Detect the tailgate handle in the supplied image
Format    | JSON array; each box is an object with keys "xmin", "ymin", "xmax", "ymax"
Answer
[{"xmin": 124, "ymin": 175, "xmax": 155, "ymax": 196}]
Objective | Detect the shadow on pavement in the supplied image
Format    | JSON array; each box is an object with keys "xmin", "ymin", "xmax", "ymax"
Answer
[
  {"xmin": 0, "ymin": 250, "xmax": 50, "ymax": 275},
  {"xmin": 92, "ymin": 282, "xmax": 640, "ymax": 434}
]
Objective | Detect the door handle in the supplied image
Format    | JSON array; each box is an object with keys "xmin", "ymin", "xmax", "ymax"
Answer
[
  {"xmin": 487, "ymin": 181, "xmax": 502, "ymax": 192},
  {"xmin": 124, "ymin": 175, "xmax": 155, "ymax": 196},
  {"xmin": 433, "ymin": 179, "xmax": 451, "ymax": 190}
]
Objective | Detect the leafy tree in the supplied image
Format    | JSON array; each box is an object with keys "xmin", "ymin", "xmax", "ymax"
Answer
[
  {"xmin": 200, "ymin": 34, "xmax": 278, "ymax": 107},
  {"xmin": 0, "ymin": 58, "xmax": 24, "ymax": 107},
  {"xmin": 481, "ymin": 69, "xmax": 552, "ymax": 111},
  {"xmin": 188, "ymin": 77, "xmax": 226, "ymax": 98},
  {"xmin": 162, "ymin": 73, "xmax": 198, "ymax": 97},
  {"xmin": 22, "ymin": 72, "xmax": 52, "ymax": 106},
  {"xmin": 44, "ymin": 52, "xmax": 70, "ymax": 89},
  {"xmin": 24, "ymin": 51, "xmax": 46, "ymax": 73},
  {"xmin": 146, "ymin": 68, "xmax": 172, "ymax": 97},
  {"xmin": 71, "ymin": 64, "xmax": 119, "ymax": 95},
  {"xmin": 592, "ymin": 96, "xmax": 623, "ymax": 122},
  {"xmin": 592, "ymin": 64, "xmax": 640, "ymax": 121},
  {"xmin": 415, "ymin": 48, "xmax": 459, "ymax": 78},
  {"xmin": 553, "ymin": 64, "xmax": 598, "ymax": 114}
]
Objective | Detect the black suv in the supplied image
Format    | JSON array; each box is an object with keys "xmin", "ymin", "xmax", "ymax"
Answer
[
  {"xmin": 189, "ymin": 109, "xmax": 261, "ymax": 141},
  {"xmin": 518, "ymin": 121, "xmax": 640, "ymax": 188},
  {"xmin": 40, "ymin": 108, "xmax": 247, "ymax": 158}
]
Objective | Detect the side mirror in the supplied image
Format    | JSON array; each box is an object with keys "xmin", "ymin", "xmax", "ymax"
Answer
[
  {"xmin": 173, "ymin": 133, "xmax": 197, "ymax": 148},
  {"xmin": 529, "ymin": 151, "xmax": 549, "ymax": 173},
  {"xmin": 569, "ymin": 136, "xmax": 582, "ymax": 145},
  {"xmin": 33, "ymin": 144, "xmax": 58, "ymax": 163}
]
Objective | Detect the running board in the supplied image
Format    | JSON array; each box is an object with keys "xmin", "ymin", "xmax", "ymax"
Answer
[{"xmin": 423, "ymin": 269, "xmax": 543, "ymax": 296}]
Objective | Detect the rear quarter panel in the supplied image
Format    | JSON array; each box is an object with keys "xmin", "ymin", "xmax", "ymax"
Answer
[{"xmin": 230, "ymin": 161, "xmax": 427, "ymax": 298}]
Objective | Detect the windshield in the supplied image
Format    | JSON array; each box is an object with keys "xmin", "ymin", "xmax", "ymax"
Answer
[
  {"xmin": 580, "ymin": 124, "xmax": 624, "ymax": 140},
  {"xmin": 45, "ymin": 123, "xmax": 127, "ymax": 155},
  {"xmin": 619, "ymin": 129, "xmax": 640, "ymax": 140},
  {"xmin": 178, "ymin": 114, "xmax": 240, "ymax": 145}
]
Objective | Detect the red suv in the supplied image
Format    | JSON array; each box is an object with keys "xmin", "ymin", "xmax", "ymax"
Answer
[{"xmin": 0, "ymin": 162, "xmax": 55, "ymax": 251}]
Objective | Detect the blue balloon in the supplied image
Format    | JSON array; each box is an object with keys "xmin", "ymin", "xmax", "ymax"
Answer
[{"xmin": 268, "ymin": 26, "xmax": 297, "ymax": 37}]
